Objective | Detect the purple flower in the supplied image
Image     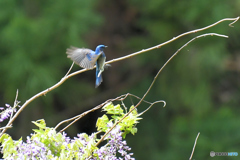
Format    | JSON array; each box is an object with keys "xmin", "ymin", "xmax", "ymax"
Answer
[
  {"xmin": 0, "ymin": 104, "xmax": 18, "ymax": 122},
  {"xmin": 62, "ymin": 132, "xmax": 71, "ymax": 143},
  {"xmin": 1, "ymin": 117, "xmax": 135, "ymax": 159},
  {"xmin": 0, "ymin": 108, "xmax": 13, "ymax": 122},
  {"xmin": 93, "ymin": 124, "xmax": 135, "ymax": 160}
]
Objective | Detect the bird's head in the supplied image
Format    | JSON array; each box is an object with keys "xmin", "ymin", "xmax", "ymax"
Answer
[{"xmin": 96, "ymin": 45, "xmax": 107, "ymax": 51}]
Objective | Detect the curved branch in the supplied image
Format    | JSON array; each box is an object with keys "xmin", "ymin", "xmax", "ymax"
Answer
[
  {"xmin": 55, "ymin": 94, "xmax": 129, "ymax": 131},
  {"xmin": 95, "ymin": 33, "xmax": 228, "ymax": 147}
]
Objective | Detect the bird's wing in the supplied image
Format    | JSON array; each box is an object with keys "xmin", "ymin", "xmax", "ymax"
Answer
[{"xmin": 66, "ymin": 46, "xmax": 96, "ymax": 69}]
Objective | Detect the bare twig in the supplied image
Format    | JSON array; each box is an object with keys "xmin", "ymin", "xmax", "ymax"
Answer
[
  {"xmin": 10, "ymin": 90, "xmax": 19, "ymax": 120},
  {"xmin": 64, "ymin": 62, "xmax": 74, "ymax": 77},
  {"xmin": 13, "ymin": 89, "xmax": 19, "ymax": 107},
  {"xmin": 0, "ymin": 126, "xmax": 12, "ymax": 131},
  {"xmin": 55, "ymin": 94, "xmax": 128, "ymax": 131},
  {"xmin": 0, "ymin": 65, "xmax": 88, "ymax": 137},
  {"xmin": 58, "ymin": 95, "xmax": 166, "ymax": 132},
  {"xmin": 57, "ymin": 103, "xmax": 106, "ymax": 132},
  {"xmin": 229, "ymin": 17, "xmax": 239, "ymax": 27},
  {"xmin": 189, "ymin": 132, "xmax": 200, "ymax": 160},
  {"xmin": 136, "ymin": 33, "xmax": 228, "ymax": 111},
  {"xmin": 138, "ymin": 100, "xmax": 166, "ymax": 116},
  {"xmin": 55, "ymin": 92, "xmax": 164, "ymax": 131}
]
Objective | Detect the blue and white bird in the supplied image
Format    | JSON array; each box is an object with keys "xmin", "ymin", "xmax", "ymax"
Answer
[{"xmin": 66, "ymin": 45, "xmax": 108, "ymax": 87}]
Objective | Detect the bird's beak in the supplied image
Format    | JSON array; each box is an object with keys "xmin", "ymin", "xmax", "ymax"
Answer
[{"xmin": 105, "ymin": 46, "xmax": 108, "ymax": 48}]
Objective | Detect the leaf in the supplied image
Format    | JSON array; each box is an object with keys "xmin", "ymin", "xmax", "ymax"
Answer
[
  {"xmin": 32, "ymin": 119, "xmax": 46, "ymax": 130},
  {"xmin": 0, "ymin": 133, "xmax": 10, "ymax": 143},
  {"xmin": 103, "ymin": 103, "xmax": 123, "ymax": 115},
  {"xmin": 96, "ymin": 114, "xmax": 109, "ymax": 132}
]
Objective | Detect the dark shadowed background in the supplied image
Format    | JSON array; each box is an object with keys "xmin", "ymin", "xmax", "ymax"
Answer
[{"xmin": 0, "ymin": 0, "xmax": 240, "ymax": 159}]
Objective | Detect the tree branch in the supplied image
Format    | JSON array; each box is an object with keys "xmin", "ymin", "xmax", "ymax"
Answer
[
  {"xmin": 189, "ymin": 132, "xmax": 200, "ymax": 160},
  {"xmin": 95, "ymin": 33, "xmax": 228, "ymax": 147}
]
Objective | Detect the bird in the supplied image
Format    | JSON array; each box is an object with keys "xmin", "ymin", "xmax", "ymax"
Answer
[{"xmin": 66, "ymin": 45, "xmax": 108, "ymax": 87}]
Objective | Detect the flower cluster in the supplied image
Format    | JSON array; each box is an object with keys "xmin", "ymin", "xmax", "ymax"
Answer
[
  {"xmin": 13, "ymin": 136, "xmax": 50, "ymax": 159},
  {"xmin": 1, "ymin": 119, "xmax": 135, "ymax": 159},
  {"xmin": 0, "ymin": 103, "xmax": 138, "ymax": 159},
  {"xmin": 0, "ymin": 104, "xmax": 16, "ymax": 122},
  {"xmin": 94, "ymin": 122, "xmax": 134, "ymax": 160},
  {"xmin": 1, "ymin": 121, "xmax": 93, "ymax": 159}
]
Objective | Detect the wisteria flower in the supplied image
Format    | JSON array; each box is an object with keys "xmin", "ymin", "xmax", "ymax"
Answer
[{"xmin": 0, "ymin": 104, "xmax": 16, "ymax": 122}]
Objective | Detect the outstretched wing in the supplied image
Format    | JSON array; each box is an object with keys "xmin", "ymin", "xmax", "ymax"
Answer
[{"xmin": 66, "ymin": 46, "xmax": 96, "ymax": 69}]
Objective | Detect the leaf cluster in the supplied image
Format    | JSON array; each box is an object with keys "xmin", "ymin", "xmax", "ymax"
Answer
[
  {"xmin": 96, "ymin": 102, "xmax": 142, "ymax": 138},
  {"xmin": 0, "ymin": 102, "xmax": 140, "ymax": 159}
]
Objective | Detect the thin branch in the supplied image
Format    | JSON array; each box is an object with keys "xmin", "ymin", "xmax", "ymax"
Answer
[
  {"xmin": 55, "ymin": 103, "xmax": 104, "ymax": 131},
  {"xmin": 0, "ymin": 17, "xmax": 238, "ymax": 137},
  {"xmin": 0, "ymin": 65, "xmax": 88, "ymax": 137},
  {"xmin": 10, "ymin": 90, "xmax": 19, "ymax": 120},
  {"xmin": 57, "ymin": 93, "xmax": 165, "ymax": 132},
  {"xmin": 69, "ymin": 17, "xmax": 239, "ymax": 79},
  {"xmin": 57, "ymin": 102, "xmax": 106, "ymax": 132},
  {"xmin": 139, "ymin": 33, "xmax": 228, "ymax": 108},
  {"xmin": 55, "ymin": 94, "xmax": 128, "ymax": 131},
  {"xmin": 189, "ymin": 132, "xmax": 200, "ymax": 160},
  {"xmin": 229, "ymin": 17, "xmax": 239, "ymax": 27},
  {"xmin": 0, "ymin": 126, "xmax": 12, "ymax": 131},
  {"xmin": 138, "ymin": 100, "xmax": 166, "ymax": 116},
  {"xmin": 64, "ymin": 62, "xmax": 74, "ymax": 77},
  {"xmin": 13, "ymin": 89, "xmax": 19, "ymax": 107},
  {"xmin": 126, "ymin": 93, "xmax": 160, "ymax": 106},
  {"xmin": 95, "ymin": 33, "xmax": 228, "ymax": 147}
]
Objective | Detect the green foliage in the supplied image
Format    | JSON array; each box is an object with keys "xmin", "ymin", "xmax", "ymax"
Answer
[
  {"xmin": 0, "ymin": 134, "xmax": 15, "ymax": 158},
  {"xmin": 0, "ymin": 119, "xmax": 97, "ymax": 159},
  {"xmin": 96, "ymin": 114, "xmax": 109, "ymax": 132},
  {"xmin": 0, "ymin": 103, "xmax": 139, "ymax": 159},
  {"xmin": 97, "ymin": 102, "xmax": 142, "ymax": 138}
]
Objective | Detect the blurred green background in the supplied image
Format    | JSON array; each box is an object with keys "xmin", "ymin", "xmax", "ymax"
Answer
[{"xmin": 0, "ymin": 0, "xmax": 240, "ymax": 159}]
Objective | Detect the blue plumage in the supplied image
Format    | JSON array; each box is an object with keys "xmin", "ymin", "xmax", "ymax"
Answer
[
  {"xmin": 95, "ymin": 51, "xmax": 106, "ymax": 88},
  {"xmin": 66, "ymin": 45, "xmax": 108, "ymax": 87}
]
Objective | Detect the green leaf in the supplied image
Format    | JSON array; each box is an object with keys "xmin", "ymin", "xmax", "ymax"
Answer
[
  {"xmin": 32, "ymin": 129, "xmax": 44, "ymax": 134},
  {"xmin": 96, "ymin": 114, "xmax": 109, "ymax": 132},
  {"xmin": 130, "ymin": 127, "xmax": 138, "ymax": 135},
  {"xmin": 129, "ymin": 105, "xmax": 138, "ymax": 116},
  {"xmin": 32, "ymin": 119, "xmax": 46, "ymax": 130},
  {"xmin": 103, "ymin": 103, "xmax": 123, "ymax": 115},
  {"xmin": 0, "ymin": 133, "xmax": 10, "ymax": 143}
]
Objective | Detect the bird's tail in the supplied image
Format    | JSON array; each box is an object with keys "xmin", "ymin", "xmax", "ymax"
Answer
[{"xmin": 95, "ymin": 70, "xmax": 103, "ymax": 88}]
